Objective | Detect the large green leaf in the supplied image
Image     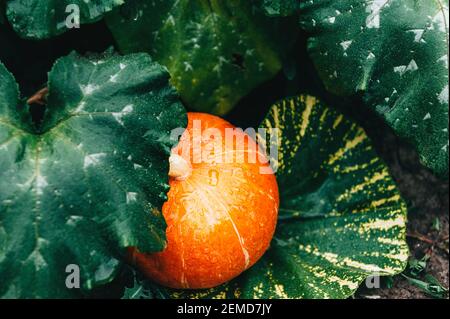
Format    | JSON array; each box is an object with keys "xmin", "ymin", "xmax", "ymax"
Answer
[
  {"xmin": 125, "ymin": 95, "xmax": 409, "ymax": 299},
  {"xmin": 106, "ymin": 0, "xmax": 297, "ymax": 115},
  {"xmin": 296, "ymin": 0, "xmax": 449, "ymax": 176},
  {"xmin": 0, "ymin": 52, "xmax": 187, "ymax": 298},
  {"xmin": 6, "ymin": 0, "xmax": 125, "ymax": 39}
]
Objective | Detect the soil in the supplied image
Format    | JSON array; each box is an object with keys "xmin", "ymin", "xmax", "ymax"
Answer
[{"xmin": 355, "ymin": 116, "xmax": 449, "ymax": 299}]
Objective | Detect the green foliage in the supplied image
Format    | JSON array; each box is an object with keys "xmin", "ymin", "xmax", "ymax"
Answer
[
  {"xmin": 6, "ymin": 0, "xmax": 125, "ymax": 39},
  {"xmin": 407, "ymin": 255, "xmax": 429, "ymax": 277},
  {"xmin": 122, "ymin": 270, "xmax": 170, "ymax": 299},
  {"xmin": 106, "ymin": 0, "xmax": 297, "ymax": 115},
  {"xmin": 297, "ymin": 0, "xmax": 449, "ymax": 176},
  {"xmin": 402, "ymin": 274, "xmax": 449, "ymax": 299},
  {"xmin": 0, "ymin": 52, "xmax": 187, "ymax": 298},
  {"xmin": 432, "ymin": 217, "xmax": 441, "ymax": 231},
  {"xmin": 0, "ymin": 0, "xmax": 442, "ymax": 300},
  {"xmin": 402, "ymin": 254, "xmax": 449, "ymax": 299}
]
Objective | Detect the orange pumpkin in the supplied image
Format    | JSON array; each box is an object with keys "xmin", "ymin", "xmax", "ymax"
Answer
[{"xmin": 130, "ymin": 112, "xmax": 279, "ymax": 289}]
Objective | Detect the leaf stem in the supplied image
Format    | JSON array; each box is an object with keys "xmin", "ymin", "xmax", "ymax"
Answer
[{"xmin": 27, "ymin": 87, "xmax": 49, "ymax": 105}]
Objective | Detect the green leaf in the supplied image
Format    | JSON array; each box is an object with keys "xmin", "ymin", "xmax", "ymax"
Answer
[
  {"xmin": 0, "ymin": 52, "xmax": 187, "ymax": 298},
  {"xmin": 144, "ymin": 95, "xmax": 409, "ymax": 299},
  {"xmin": 402, "ymin": 254, "xmax": 448, "ymax": 299},
  {"xmin": 6, "ymin": 0, "xmax": 125, "ymax": 39},
  {"xmin": 297, "ymin": 0, "xmax": 449, "ymax": 176},
  {"xmin": 106, "ymin": 0, "xmax": 297, "ymax": 115},
  {"xmin": 432, "ymin": 217, "xmax": 441, "ymax": 231},
  {"xmin": 407, "ymin": 255, "xmax": 429, "ymax": 277},
  {"xmin": 423, "ymin": 274, "xmax": 449, "ymax": 299},
  {"xmin": 384, "ymin": 276, "xmax": 394, "ymax": 289},
  {"xmin": 122, "ymin": 270, "xmax": 170, "ymax": 299},
  {"xmin": 402, "ymin": 274, "xmax": 449, "ymax": 299}
]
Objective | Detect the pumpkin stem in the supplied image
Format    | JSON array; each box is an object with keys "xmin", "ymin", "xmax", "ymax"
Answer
[{"xmin": 169, "ymin": 154, "xmax": 192, "ymax": 180}]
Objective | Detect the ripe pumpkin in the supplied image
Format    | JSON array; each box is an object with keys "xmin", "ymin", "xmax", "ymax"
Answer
[{"xmin": 130, "ymin": 112, "xmax": 279, "ymax": 289}]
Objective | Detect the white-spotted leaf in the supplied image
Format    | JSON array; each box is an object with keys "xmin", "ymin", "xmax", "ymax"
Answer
[
  {"xmin": 297, "ymin": 0, "xmax": 449, "ymax": 176},
  {"xmin": 0, "ymin": 52, "xmax": 187, "ymax": 298},
  {"xmin": 6, "ymin": 0, "xmax": 125, "ymax": 39}
]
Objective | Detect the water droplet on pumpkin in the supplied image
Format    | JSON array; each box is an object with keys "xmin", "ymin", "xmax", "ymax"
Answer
[{"xmin": 209, "ymin": 170, "xmax": 219, "ymax": 186}]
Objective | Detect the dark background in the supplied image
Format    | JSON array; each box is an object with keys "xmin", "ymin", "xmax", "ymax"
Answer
[{"xmin": 0, "ymin": 19, "xmax": 448, "ymax": 299}]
